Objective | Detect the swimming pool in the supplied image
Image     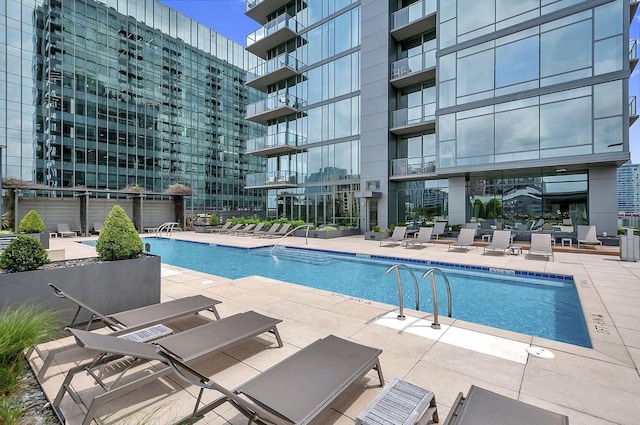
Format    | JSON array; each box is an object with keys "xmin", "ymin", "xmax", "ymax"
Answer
[{"xmin": 89, "ymin": 238, "xmax": 591, "ymax": 347}]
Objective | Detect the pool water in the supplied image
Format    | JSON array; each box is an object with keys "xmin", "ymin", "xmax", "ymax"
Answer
[{"xmin": 88, "ymin": 238, "xmax": 592, "ymax": 347}]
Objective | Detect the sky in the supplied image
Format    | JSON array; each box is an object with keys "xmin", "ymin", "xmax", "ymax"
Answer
[{"xmin": 160, "ymin": 0, "xmax": 640, "ymax": 163}]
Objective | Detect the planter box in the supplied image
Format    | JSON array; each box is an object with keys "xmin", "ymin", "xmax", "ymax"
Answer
[
  {"xmin": 0, "ymin": 255, "xmax": 161, "ymax": 325},
  {"xmin": 365, "ymin": 231, "xmax": 389, "ymax": 241}
]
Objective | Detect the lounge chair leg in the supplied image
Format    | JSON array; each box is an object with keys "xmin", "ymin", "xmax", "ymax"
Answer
[
  {"xmin": 374, "ymin": 360, "xmax": 384, "ymax": 386},
  {"xmin": 271, "ymin": 326, "xmax": 284, "ymax": 348}
]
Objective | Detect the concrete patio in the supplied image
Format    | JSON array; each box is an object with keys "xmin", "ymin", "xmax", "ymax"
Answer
[{"xmin": 29, "ymin": 231, "xmax": 640, "ymax": 425}]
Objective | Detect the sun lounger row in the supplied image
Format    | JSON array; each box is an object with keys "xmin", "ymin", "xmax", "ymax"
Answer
[
  {"xmin": 37, "ymin": 286, "xmax": 569, "ymax": 425},
  {"xmin": 209, "ymin": 222, "xmax": 292, "ymax": 238}
]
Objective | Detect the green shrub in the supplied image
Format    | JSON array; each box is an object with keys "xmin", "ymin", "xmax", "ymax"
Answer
[
  {"xmin": 209, "ymin": 214, "xmax": 219, "ymax": 226},
  {"xmin": 96, "ymin": 205, "xmax": 143, "ymax": 261},
  {"xmin": 0, "ymin": 397, "xmax": 22, "ymax": 424},
  {"xmin": 0, "ymin": 236, "xmax": 49, "ymax": 272},
  {"xmin": 0, "ymin": 305, "xmax": 60, "ymax": 399},
  {"xmin": 0, "ymin": 305, "xmax": 60, "ymax": 366},
  {"xmin": 17, "ymin": 210, "xmax": 45, "ymax": 234},
  {"xmin": 318, "ymin": 226, "xmax": 338, "ymax": 231}
]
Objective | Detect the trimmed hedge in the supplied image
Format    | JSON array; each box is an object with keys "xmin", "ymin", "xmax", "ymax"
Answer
[{"xmin": 96, "ymin": 205, "xmax": 143, "ymax": 261}]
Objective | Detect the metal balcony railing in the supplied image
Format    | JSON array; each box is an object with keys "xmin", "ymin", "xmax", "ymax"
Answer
[
  {"xmin": 246, "ymin": 93, "xmax": 306, "ymax": 120},
  {"xmin": 245, "ymin": 170, "xmax": 301, "ymax": 188},
  {"xmin": 391, "ymin": 48, "xmax": 436, "ymax": 79},
  {"xmin": 391, "ymin": 157, "xmax": 437, "ymax": 177},
  {"xmin": 246, "ymin": 14, "xmax": 301, "ymax": 48},
  {"xmin": 391, "ymin": 0, "xmax": 437, "ymax": 30},
  {"xmin": 390, "ymin": 103, "xmax": 436, "ymax": 129},
  {"xmin": 631, "ymin": 96, "xmax": 637, "ymax": 116},
  {"xmin": 246, "ymin": 130, "xmax": 305, "ymax": 155}
]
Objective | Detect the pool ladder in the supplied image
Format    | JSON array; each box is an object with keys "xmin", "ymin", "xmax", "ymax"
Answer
[
  {"xmin": 155, "ymin": 222, "xmax": 179, "ymax": 238},
  {"xmin": 385, "ymin": 264, "xmax": 452, "ymax": 329}
]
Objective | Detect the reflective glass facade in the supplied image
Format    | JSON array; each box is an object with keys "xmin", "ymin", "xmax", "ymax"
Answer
[
  {"xmin": 2, "ymin": 0, "xmax": 265, "ymax": 212},
  {"xmin": 388, "ymin": 0, "xmax": 633, "ymax": 234},
  {"xmin": 245, "ymin": 0, "xmax": 362, "ymax": 225}
]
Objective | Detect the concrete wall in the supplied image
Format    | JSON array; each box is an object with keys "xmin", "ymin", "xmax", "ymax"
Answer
[
  {"xmin": 589, "ymin": 166, "xmax": 619, "ymax": 235},
  {"xmin": 360, "ymin": 0, "xmax": 391, "ymax": 228},
  {"xmin": 448, "ymin": 176, "xmax": 467, "ymax": 225}
]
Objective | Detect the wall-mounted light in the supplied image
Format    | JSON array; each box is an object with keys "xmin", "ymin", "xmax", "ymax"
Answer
[{"xmin": 555, "ymin": 168, "xmax": 567, "ymax": 173}]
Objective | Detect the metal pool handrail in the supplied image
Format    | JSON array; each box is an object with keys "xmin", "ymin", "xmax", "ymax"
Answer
[
  {"xmin": 384, "ymin": 264, "xmax": 420, "ymax": 320},
  {"xmin": 421, "ymin": 268, "xmax": 452, "ymax": 329},
  {"xmin": 269, "ymin": 224, "xmax": 313, "ymax": 255},
  {"xmin": 385, "ymin": 264, "xmax": 453, "ymax": 328}
]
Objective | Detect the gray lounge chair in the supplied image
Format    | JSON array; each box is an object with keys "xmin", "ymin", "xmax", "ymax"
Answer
[
  {"xmin": 254, "ymin": 223, "xmax": 280, "ymax": 238},
  {"xmin": 443, "ymin": 385, "xmax": 569, "ymax": 424},
  {"xmin": 528, "ymin": 233, "xmax": 554, "ymax": 261},
  {"xmin": 577, "ymin": 225, "xmax": 602, "ymax": 249},
  {"xmin": 35, "ymin": 283, "xmax": 222, "ymax": 379},
  {"xmin": 219, "ymin": 223, "xmax": 244, "ymax": 234},
  {"xmin": 432, "ymin": 222, "xmax": 447, "ymax": 240},
  {"xmin": 208, "ymin": 222, "xmax": 232, "ymax": 233},
  {"xmin": 229, "ymin": 223, "xmax": 255, "ymax": 235},
  {"xmin": 483, "ymin": 230, "xmax": 512, "ymax": 255},
  {"xmin": 56, "ymin": 223, "xmax": 77, "ymax": 237},
  {"xmin": 197, "ymin": 335, "xmax": 384, "ymax": 425},
  {"xmin": 380, "ymin": 226, "xmax": 407, "ymax": 247},
  {"xmin": 448, "ymin": 228, "xmax": 476, "ymax": 252},
  {"xmin": 52, "ymin": 311, "xmax": 283, "ymax": 425},
  {"xmin": 238, "ymin": 222, "xmax": 264, "ymax": 236},
  {"xmin": 403, "ymin": 227, "xmax": 435, "ymax": 248},
  {"xmin": 259, "ymin": 223, "xmax": 292, "ymax": 238}
]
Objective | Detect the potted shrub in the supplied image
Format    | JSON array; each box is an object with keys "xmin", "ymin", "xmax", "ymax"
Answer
[
  {"xmin": 0, "ymin": 236, "xmax": 49, "ymax": 273},
  {"xmin": 365, "ymin": 225, "xmax": 388, "ymax": 241},
  {"xmin": 95, "ymin": 205, "xmax": 143, "ymax": 260},
  {"xmin": 10, "ymin": 210, "xmax": 49, "ymax": 249},
  {"xmin": 0, "ymin": 205, "xmax": 160, "ymax": 325}
]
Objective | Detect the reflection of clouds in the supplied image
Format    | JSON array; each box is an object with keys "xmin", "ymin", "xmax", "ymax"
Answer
[{"xmin": 540, "ymin": 97, "xmax": 591, "ymax": 148}]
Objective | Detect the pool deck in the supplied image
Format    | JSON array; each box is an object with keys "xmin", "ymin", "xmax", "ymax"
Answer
[{"xmin": 31, "ymin": 232, "xmax": 640, "ymax": 425}]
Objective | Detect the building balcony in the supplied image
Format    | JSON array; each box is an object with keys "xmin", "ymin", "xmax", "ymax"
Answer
[
  {"xmin": 245, "ymin": 0, "xmax": 292, "ymax": 25},
  {"xmin": 246, "ymin": 14, "xmax": 303, "ymax": 59},
  {"xmin": 631, "ymin": 40, "xmax": 638, "ymax": 73},
  {"xmin": 631, "ymin": 96, "xmax": 638, "ymax": 126},
  {"xmin": 246, "ymin": 93, "xmax": 306, "ymax": 125},
  {"xmin": 246, "ymin": 54, "xmax": 304, "ymax": 92},
  {"xmin": 245, "ymin": 170, "xmax": 300, "ymax": 189},
  {"xmin": 390, "ymin": 0, "xmax": 437, "ymax": 41},
  {"xmin": 390, "ymin": 157, "xmax": 437, "ymax": 181},
  {"xmin": 631, "ymin": 0, "xmax": 638, "ymax": 24},
  {"xmin": 246, "ymin": 130, "xmax": 305, "ymax": 157},
  {"xmin": 390, "ymin": 48, "xmax": 436, "ymax": 88},
  {"xmin": 390, "ymin": 103, "xmax": 436, "ymax": 135}
]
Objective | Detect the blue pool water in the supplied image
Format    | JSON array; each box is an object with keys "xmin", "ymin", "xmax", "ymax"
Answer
[{"xmin": 86, "ymin": 238, "xmax": 591, "ymax": 347}]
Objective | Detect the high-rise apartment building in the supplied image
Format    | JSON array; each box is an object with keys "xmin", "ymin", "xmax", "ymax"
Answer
[
  {"xmin": 617, "ymin": 160, "xmax": 640, "ymax": 213},
  {"xmin": 243, "ymin": 0, "xmax": 638, "ymax": 235},
  {"xmin": 2, "ymin": 0, "xmax": 266, "ymax": 213}
]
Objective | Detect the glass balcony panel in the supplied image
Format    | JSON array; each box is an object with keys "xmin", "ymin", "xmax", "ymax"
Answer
[
  {"xmin": 246, "ymin": 93, "xmax": 306, "ymax": 124},
  {"xmin": 245, "ymin": 171, "xmax": 300, "ymax": 188},
  {"xmin": 390, "ymin": 49, "xmax": 436, "ymax": 87},
  {"xmin": 391, "ymin": 0, "xmax": 437, "ymax": 37},
  {"xmin": 246, "ymin": 14, "xmax": 303, "ymax": 58},
  {"xmin": 246, "ymin": 54, "xmax": 304, "ymax": 90},
  {"xmin": 391, "ymin": 157, "xmax": 437, "ymax": 177},
  {"xmin": 246, "ymin": 129, "xmax": 305, "ymax": 156}
]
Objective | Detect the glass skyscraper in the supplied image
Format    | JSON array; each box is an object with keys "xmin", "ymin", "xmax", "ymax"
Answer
[
  {"xmin": 245, "ymin": 0, "xmax": 637, "ymax": 234},
  {"xmin": 2, "ymin": 0, "xmax": 266, "ymax": 213}
]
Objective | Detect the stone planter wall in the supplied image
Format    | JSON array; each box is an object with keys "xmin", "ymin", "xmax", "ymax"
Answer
[
  {"xmin": 364, "ymin": 231, "xmax": 389, "ymax": 241},
  {"xmin": 0, "ymin": 255, "xmax": 161, "ymax": 325}
]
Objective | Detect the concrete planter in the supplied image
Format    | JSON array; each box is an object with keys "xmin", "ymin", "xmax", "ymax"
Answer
[
  {"xmin": 314, "ymin": 228, "xmax": 361, "ymax": 238},
  {"xmin": 0, "ymin": 254, "xmax": 161, "ymax": 324},
  {"xmin": 364, "ymin": 231, "xmax": 389, "ymax": 241}
]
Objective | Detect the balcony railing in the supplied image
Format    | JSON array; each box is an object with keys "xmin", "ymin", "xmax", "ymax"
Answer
[
  {"xmin": 391, "ymin": 157, "xmax": 437, "ymax": 177},
  {"xmin": 246, "ymin": 14, "xmax": 303, "ymax": 58},
  {"xmin": 390, "ymin": 103, "xmax": 436, "ymax": 131},
  {"xmin": 245, "ymin": 170, "xmax": 300, "ymax": 188},
  {"xmin": 246, "ymin": 93, "xmax": 306, "ymax": 124},
  {"xmin": 246, "ymin": 130, "xmax": 305, "ymax": 156},
  {"xmin": 391, "ymin": 48, "xmax": 436, "ymax": 87},
  {"xmin": 245, "ymin": 0, "xmax": 291, "ymax": 24},
  {"xmin": 391, "ymin": 0, "xmax": 436, "ymax": 40},
  {"xmin": 631, "ymin": 40, "xmax": 638, "ymax": 72},
  {"xmin": 246, "ymin": 54, "xmax": 305, "ymax": 91}
]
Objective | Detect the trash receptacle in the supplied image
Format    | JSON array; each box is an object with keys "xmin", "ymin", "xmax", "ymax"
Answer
[{"xmin": 620, "ymin": 229, "xmax": 640, "ymax": 262}]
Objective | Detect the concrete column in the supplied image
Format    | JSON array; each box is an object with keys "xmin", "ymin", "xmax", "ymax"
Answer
[
  {"xmin": 588, "ymin": 166, "xmax": 618, "ymax": 235},
  {"xmin": 448, "ymin": 176, "xmax": 467, "ymax": 225}
]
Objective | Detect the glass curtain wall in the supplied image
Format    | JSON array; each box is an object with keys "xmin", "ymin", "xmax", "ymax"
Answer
[
  {"xmin": 260, "ymin": 0, "xmax": 362, "ymax": 225},
  {"xmin": 467, "ymin": 173, "xmax": 588, "ymax": 231},
  {"xmin": 4, "ymin": 0, "xmax": 265, "ymax": 213}
]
